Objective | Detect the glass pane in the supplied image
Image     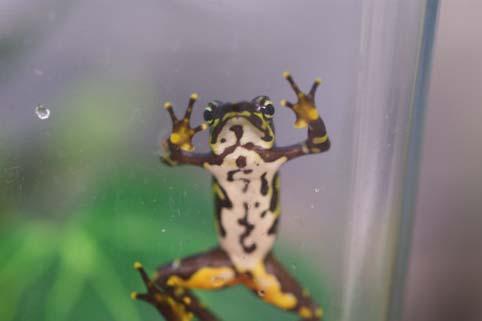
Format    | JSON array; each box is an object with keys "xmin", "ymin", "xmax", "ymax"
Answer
[{"xmin": 0, "ymin": 1, "xmax": 438, "ymax": 321}]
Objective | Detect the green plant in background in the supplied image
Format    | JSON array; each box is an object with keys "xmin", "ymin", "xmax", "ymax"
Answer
[
  {"xmin": 0, "ymin": 167, "xmax": 209, "ymax": 321},
  {"xmin": 0, "ymin": 168, "xmax": 329, "ymax": 321}
]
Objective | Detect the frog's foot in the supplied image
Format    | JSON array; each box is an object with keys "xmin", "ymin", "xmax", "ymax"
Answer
[
  {"xmin": 164, "ymin": 93, "xmax": 208, "ymax": 151},
  {"xmin": 280, "ymin": 72, "xmax": 322, "ymax": 128},
  {"xmin": 131, "ymin": 262, "xmax": 194, "ymax": 321}
]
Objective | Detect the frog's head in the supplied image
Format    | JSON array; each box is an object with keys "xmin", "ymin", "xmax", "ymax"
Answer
[{"xmin": 204, "ymin": 96, "xmax": 275, "ymax": 155}]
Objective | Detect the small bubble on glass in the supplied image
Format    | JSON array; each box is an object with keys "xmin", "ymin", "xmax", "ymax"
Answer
[{"xmin": 35, "ymin": 104, "xmax": 50, "ymax": 119}]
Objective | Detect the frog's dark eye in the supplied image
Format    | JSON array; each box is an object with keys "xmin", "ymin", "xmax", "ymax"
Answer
[
  {"xmin": 261, "ymin": 100, "xmax": 275, "ymax": 119},
  {"xmin": 204, "ymin": 100, "xmax": 223, "ymax": 125},
  {"xmin": 204, "ymin": 101, "xmax": 221, "ymax": 124},
  {"xmin": 203, "ymin": 106, "xmax": 215, "ymax": 124}
]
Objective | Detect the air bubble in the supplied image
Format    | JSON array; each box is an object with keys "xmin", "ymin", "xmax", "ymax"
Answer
[
  {"xmin": 314, "ymin": 188, "xmax": 320, "ymax": 193},
  {"xmin": 35, "ymin": 104, "xmax": 50, "ymax": 119},
  {"xmin": 161, "ymin": 228, "xmax": 167, "ymax": 233}
]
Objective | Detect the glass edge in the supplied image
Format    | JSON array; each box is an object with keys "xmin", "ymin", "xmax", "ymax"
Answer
[{"xmin": 386, "ymin": 0, "xmax": 441, "ymax": 320}]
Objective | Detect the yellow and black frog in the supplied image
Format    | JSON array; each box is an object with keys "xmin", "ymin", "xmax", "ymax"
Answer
[{"xmin": 132, "ymin": 72, "xmax": 330, "ymax": 321}]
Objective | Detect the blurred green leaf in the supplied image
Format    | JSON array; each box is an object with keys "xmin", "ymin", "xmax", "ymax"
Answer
[{"xmin": 0, "ymin": 166, "xmax": 330, "ymax": 321}]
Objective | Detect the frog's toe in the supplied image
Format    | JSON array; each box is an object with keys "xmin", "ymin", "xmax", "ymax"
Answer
[
  {"xmin": 132, "ymin": 290, "xmax": 194, "ymax": 321},
  {"xmin": 180, "ymin": 142, "xmax": 194, "ymax": 152},
  {"xmin": 280, "ymin": 99, "xmax": 294, "ymax": 108},
  {"xmin": 132, "ymin": 262, "xmax": 195, "ymax": 321},
  {"xmin": 283, "ymin": 71, "xmax": 303, "ymax": 95},
  {"xmin": 181, "ymin": 93, "xmax": 199, "ymax": 121},
  {"xmin": 309, "ymin": 78, "xmax": 322, "ymax": 97},
  {"xmin": 163, "ymin": 101, "xmax": 178, "ymax": 123}
]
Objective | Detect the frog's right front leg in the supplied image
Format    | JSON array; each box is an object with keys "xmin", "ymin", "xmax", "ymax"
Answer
[{"xmin": 161, "ymin": 93, "xmax": 213, "ymax": 167}]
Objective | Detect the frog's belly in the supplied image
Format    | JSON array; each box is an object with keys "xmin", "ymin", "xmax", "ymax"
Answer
[
  {"xmin": 204, "ymin": 147, "xmax": 285, "ymax": 270},
  {"xmin": 217, "ymin": 178, "xmax": 279, "ymax": 271}
]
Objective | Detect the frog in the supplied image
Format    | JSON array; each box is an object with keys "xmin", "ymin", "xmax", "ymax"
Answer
[{"xmin": 131, "ymin": 72, "xmax": 331, "ymax": 321}]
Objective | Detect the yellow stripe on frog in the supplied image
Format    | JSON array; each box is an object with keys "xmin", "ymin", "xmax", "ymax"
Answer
[
  {"xmin": 167, "ymin": 267, "xmax": 236, "ymax": 289},
  {"xmin": 251, "ymin": 262, "xmax": 297, "ymax": 310}
]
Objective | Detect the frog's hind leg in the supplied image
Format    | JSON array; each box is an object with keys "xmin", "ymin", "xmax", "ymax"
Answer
[
  {"xmin": 132, "ymin": 247, "xmax": 238, "ymax": 321},
  {"xmin": 247, "ymin": 254, "xmax": 324, "ymax": 321},
  {"xmin": 132, "ymin": 262, "xmax": 203, "ymax": 321},
  {"xmin": 154, "ymin": 247, "xmax": 238, "ymax": 291}
]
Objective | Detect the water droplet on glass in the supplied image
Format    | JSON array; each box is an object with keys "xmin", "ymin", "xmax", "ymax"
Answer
[
  {"xmin": 314, "ymin": 188, "xmax": 320, "ymax": 193},
  {"xmin": 172, "ymin": 259, "xmax": 181, "ymax": 268},
  {"xmin": 161, "ymin": 228, "xmax": 167, "ymax": 233},
  {"xmin": 35, "ymin": 104, "xmax": 50, "ymax": 119},
  {"xmin": 257, "ymin": 290, "xmax": 265, "ymax": 297}
]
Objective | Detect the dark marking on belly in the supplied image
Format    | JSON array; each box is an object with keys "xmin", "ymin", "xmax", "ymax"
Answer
[
  {"xmin": 240, "ymin": 178, "xmax": 250, "ymax": 193},
  {"xmin": 236, "ymin": 156, "xmax": 247, "ymax": 168},
  {"xmin": 243, "ymin": 169, "xmax": 253, "ymax": 174},
  {"xmin": 268, "ymin": 216, "xmax": 280, "ymax": 235},
  {"xmin": 213, "ymin": 178, "xmax": 232, "ymax": 238},
  {"xmin": 260, "ymin": 210, "xmax": 268, "ymax": 218},
  {"xmin": 238, "ymin": 202, "xmax": 257, "ymax": 253},
  {"xmin": 269, "ymin": 173, "xmax": 280, "ymax": 212},
  {"xmin": 230, "ymin": 125, "xmax": 244, "ymax": 141},
  {"xmin": 227, "ymin": 169, "xmax": 240, "ymax": 181},
  {"xmin": 260, "ymin": 172, "xmax": 269, "ymax": 195},
  {"xmin": 227, "ymin": 170, "xmax": 251, "ymax": 193}
]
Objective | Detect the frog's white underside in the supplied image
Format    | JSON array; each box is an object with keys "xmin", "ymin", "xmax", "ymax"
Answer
[{"xmin": 205, "ymin": 118, "xmax": 287, "ymax": 271}]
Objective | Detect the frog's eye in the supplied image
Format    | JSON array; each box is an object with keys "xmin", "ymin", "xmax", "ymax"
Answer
[
  {"xmin": 204, "ymin": 101, "xmax": 221, "ymax": 124},
  {"xmin": 261, "ymin": 100, "xmax": 275, "ymax": 119},
  {"xmin": 203, "ymin": 106, "xmax": 215, "ymax": 124}
]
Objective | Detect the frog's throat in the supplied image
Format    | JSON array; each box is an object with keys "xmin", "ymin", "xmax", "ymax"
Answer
[{"xmin": 210, "ymin": 114, "xmax": 273, "ymax": 146}]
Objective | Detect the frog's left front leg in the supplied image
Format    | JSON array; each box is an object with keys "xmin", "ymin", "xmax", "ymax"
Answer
[{"xmin": 264, "ymin": 73, "xmax": 331, "ymax": 162}]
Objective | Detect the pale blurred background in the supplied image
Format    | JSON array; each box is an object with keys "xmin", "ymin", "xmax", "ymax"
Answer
[
  {"xmin": 0, "ymin": 1, "xmax": 480, "ymax": 321},
  {"xmin": 403, "ymin": 1, "xmax": 482, "ymax": 321}
]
